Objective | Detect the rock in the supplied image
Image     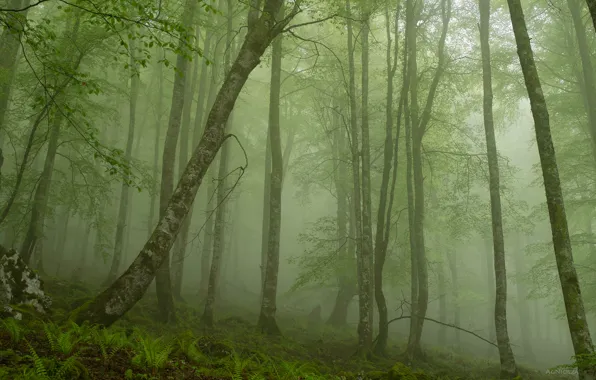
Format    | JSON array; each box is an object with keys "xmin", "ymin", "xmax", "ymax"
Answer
[{"xmin": 0, "ymin": 245, "xmax": 51, "ymax": 320}]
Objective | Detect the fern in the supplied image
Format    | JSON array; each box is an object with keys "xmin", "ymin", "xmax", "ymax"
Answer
[
  {"xmin": 25, "ymin": 340, "xmax": 49, "ymax": 379},
  {"xmin": 93, "ymin": 328, "xmax": 128, "ymax": 364},
  {"xmin": 2, "ymin": 317, "xmax": 24, "ymax": 344},
  {"xmin": 132, "ymin": 335, "xmax": 173, "ymax": 375}
]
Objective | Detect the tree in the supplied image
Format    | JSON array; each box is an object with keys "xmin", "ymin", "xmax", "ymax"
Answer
[
  {"xmin": 506, "ymin": 1, "xmax": 596, "ymax": 378},
  {"xmin": 258, "ymin": 4, "xmax": 284, "ymax": 335},
  {"xmin": 478, "ymin": 0, "xmax": 518, "ymax": 376},
  {"xmin": 74, "ymin": 0, "xmax": 301, "ymax": 328}
]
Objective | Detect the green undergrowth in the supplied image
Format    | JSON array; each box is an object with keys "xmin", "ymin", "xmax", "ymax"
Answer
[{"xmin": 0, "ymin": 279, "xmax": 577, "ymax": 379}]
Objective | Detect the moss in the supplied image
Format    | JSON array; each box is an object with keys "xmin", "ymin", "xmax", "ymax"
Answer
[
  {"xmin": 388, "ymin": 362, "xmax": 418, "ymax": 380},
  {"xmin": 367, "ymin": 370, "xmax": 388, "ymax": 379},
  {"xmin": 68, "ymin": 298, "xmax": 93, "ymax": 323}
]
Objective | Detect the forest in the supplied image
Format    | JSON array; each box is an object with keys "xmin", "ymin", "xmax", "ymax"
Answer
[{"xmin": 1, "ymin": 0, "xmax": 596, "ymax": 379}]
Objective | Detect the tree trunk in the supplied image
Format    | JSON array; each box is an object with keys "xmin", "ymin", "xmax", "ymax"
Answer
[
  {"xmin": 513, "ymin": 234, "xmax": 535, "ymax": 363},
  {"xmin": 156, "ymin": 0, "xmax": 197, "ymax": 324},
  {"xmin": 506, "ymin": 1, "xmax": 596, "ymax": 379},
  {"xmin": 200, "ymin": 0, "xmax": 235, "ymax": 327},
  {"xmin": 148, "ymin": 50, "xmax": 164, "ymax": 238},
  {"xmin": 446, "ymin": 249, "xmax": 460, "ymax": 349},
  {"xmin": 172, "ymin": 26, "xmax": 202, "ymax": 300},
  {"xmin": 0, "ymin": 0, "xmax": 31, "ymax": 138},
  {"xmin": 106, "ymin": 35, "xmax": 140, "ymax": 284},
  {"xmin": 260, "ymin": 116, "xmax": 272, "ymax": 301},
  {"xmin": 373, "ymin": 2, "xmax": 400, "ymax": 356},
  {"xmin": 478, "ymin": 1, "xmax": 518, "ymax": 376},
  {"xmin": 483, "ymin": 235, "xmax": 496, "ymax": 356},
  {"xmin": 258, "ymin": 7, "xmax": 283, "ymax": 334},
  {"xmin": 20, "ymin": 113, "xmax": 63, "ymax": 264}
]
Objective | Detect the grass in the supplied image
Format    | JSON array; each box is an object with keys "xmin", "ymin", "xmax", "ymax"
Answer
[{"xmin": 0, "ymin": 278, "xmax": 578, "ymax": 379}]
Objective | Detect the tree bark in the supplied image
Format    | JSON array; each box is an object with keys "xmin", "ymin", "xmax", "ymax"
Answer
[
  {"xmin": 258, "ymin": 7, "xmax": 284, "ymax": 334},
  {"xmin": 74, "ymin": 0, "xmax": 297, "ymax": 328},
  {"xmin": 506, "ymin": 1, "xmax": 596, "ymax": 379},
  {"xmin": 373, "ymin": 2, "xmax": 400, "ymax": 356},
  {"xmin": 478, "ymin": 1, "xmax": 518, "ymax": 376},
  {"xmin": 148, "ymin": 50, "xmax": 164, "ymax": 238}
]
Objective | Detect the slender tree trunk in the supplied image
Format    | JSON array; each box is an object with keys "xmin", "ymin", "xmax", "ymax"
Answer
[
  {"xmin": 106, "ymin": 36, "xmax": 140, "ymax": 284},
  {"xmin": 478, "ymin": 1, "xmax": 518, "ymax": 376},
  {"xmin": 172, "ymin": 26, "xmax": 201, "ymax": 300},
  {"xmin": 506, "ymin": 1, "xmax": 596, "ymax": 378},
  {"xmin": 437, "ymin": 259, "xmax": 447, "ymax": 346},
  {"xmin": 148, "ymin": 50, "xmax": 164, "ymax": 238},
  {"xmin": 483, "ymin": 235, "xmax": 496, "ymax": 355},
  {"xmin": 513, "ymin": 234, "xmax": 535, "ymax": 363},
  {"xmin": 373, "ymin": 2, "xmax": 400, "ymax": 356},
  {"xmin": 156, "ymin": 0, "xmax": 197, "ymax": 324},
  {"xmin": 403, "ymin": 0, "xmax": 418, "ymax": 359},
  {"xmin": 20, "ymin": 113, "xmax": 63, "ymax": 264},
  {"xmin": 446, "ymin": 249, "xmax": 460, "ymax": 349},
  {"xmin": 201, "ymin": 0, "xmax": 235, "ymax": 327},
  {"xmin": 260, "ymin": 119, "xmax": 272, "ymax": 300},
  {"xmin": 54, "ymin": 205, "xmax": 71, "ymax": 277},
  {"xmin": 258, "ymin": 7, "xmax": 284, "ymax": 334}
]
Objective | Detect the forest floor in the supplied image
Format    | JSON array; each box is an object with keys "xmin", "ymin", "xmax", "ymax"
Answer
[{"xmin": 0, "ymin": 278, "xmax": 577, "ymax": 380}]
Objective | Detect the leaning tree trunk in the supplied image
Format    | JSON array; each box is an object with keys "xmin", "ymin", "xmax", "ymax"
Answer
[
  {"xmin": 172, "ymin": 26, "xmax": 201, "ymax": 300},
  {"xmin": 106, "ymin": 36, "xmax": 140, "ymax": 284},
  {"xmin": 373, "ymin": 2, "xmax": 400, "ymax": 356},
  {"xmin": 478, "ymin": 1, "xmax": 518, "ymax": 376},
  {"xmin": 74, "ymin": 0, "xmax": 298, "ymax": 328},
  {"xmin": 156, "ymin": 0, "xmax": 197, "ymax": 324},
  {"xmin": 258, "ymin": 8, "xmax": 284, "ymax": 334},
  {"xmin": 506, "ymin": 1, "xmax": 596, "ymax": 379}
]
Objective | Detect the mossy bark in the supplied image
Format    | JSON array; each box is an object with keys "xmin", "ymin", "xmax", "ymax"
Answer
[{"xmin": 507, "ymin": 1, "xmax": 596, "ymax": 379}]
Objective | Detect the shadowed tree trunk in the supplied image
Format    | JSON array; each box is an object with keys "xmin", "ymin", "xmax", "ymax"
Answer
[
  {"xmin": 74, "ymin": 0, "xmax": 299, "ymax": 328},
  {"xmin": 359, "ymin": 5, "xmax": 374, "ymax": 356},
  {"xmin": 406, "ymin": 0, "xmax": 451, "ymax": 361},
  {"xmin": 106, "ymin": 36, "xmax": 140, "ymax": 284},
  {"xmin": 483, "ymin": 235, "xmax": 497, "ymax": 357},
  {"xmin": 156, "ymin": 0, "xmax": 198, "ymax": 324},
  {"xmin": 506, "ymin": 1, "xmax": 596, "ymax": 379},
  {"xmin": 446, "ymin": 249, "xmax": 460, "ymax": 349},
  {"xmin": 478, "ymin": 1, "xmax": 518, "ymax": 376},
  {"xmin": 373, "ymin": 1, "xmax": 400, "ymax": 356},
  {"xmin": 258, "ymin": 6, "xmax": 284, "ymax": 335}
]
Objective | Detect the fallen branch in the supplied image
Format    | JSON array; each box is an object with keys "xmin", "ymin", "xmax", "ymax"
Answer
[{"xmin": 373, "ymin": 315, "xmax": 497, "ymax": 348}]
